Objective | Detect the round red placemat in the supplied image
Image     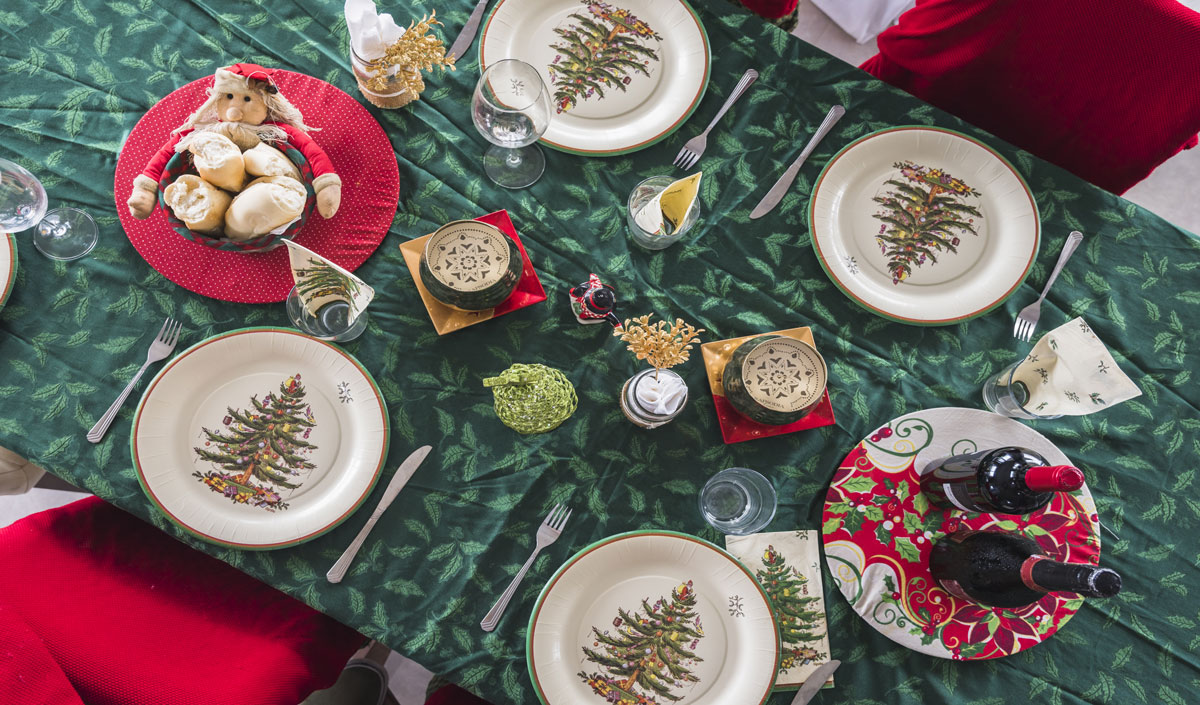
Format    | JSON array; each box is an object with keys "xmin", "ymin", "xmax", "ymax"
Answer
[{"xmin": 114, "ymin": 70, "xmax": 399, "ymax": 303}]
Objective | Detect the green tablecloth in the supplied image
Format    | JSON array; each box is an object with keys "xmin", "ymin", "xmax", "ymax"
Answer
[{"xmin": 2, "ymin": 1, "xmax": 1198, "ymax": 704}]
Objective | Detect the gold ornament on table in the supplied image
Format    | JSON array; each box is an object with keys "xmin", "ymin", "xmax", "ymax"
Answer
[
  {"xmin": 357, "ymin": 11, "xmax": 456, "ymax": 109},
  {"xmin": 614, "ymin": 314, "xmax": 705, "ymax": 379}
]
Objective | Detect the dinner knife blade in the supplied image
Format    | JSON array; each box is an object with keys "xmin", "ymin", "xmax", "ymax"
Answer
[
  {"xmin": 749, "ymin": 105, "xmax": 846, "ymax": 220},
  {"xmin": 326, "ymin": 445, "xmax": 433, "ymax": 583},
  {"xmin": 789, "ymin": 659, "xmax": 841, "ymax": 705},
  {"xmin": 448, "ymin": 0, "xmax": 491, "ymax": 61}
]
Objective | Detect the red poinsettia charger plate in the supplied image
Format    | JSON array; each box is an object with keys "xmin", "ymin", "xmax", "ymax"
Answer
[
  {"xmin": 821, "ymin": 407, "xmax": 1101, "ymax": 660},
  {"xmin": 114, "ymin": 70, "xmax": 399, "ymax": 303}
]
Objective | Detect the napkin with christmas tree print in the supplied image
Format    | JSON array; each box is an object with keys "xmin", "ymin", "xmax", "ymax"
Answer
[
  {"xmin": 284, "ymin": 240, "xmax": 375, "ymax": 321},
  {"xmin": 633, "ymin": 172, "xmax": 702, "ymax": 235},
  {"xmin": 725, "ymin": 530, "xmax": 833, "ymax": 690}
]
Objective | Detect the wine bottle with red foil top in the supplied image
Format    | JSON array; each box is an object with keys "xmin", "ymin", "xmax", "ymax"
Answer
[
  {"xmin": 919, "ymin": 446, "xmax": 1085, "ymax": 515},
  {"xmin": 930, "ymin": 530, "xmax": 1122, "ymax": 608}
]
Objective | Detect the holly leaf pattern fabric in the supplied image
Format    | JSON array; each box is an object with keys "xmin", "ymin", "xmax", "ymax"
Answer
[{"xmin": 1, "ymin": 1, "xmax": 1199, "ymax": 704}]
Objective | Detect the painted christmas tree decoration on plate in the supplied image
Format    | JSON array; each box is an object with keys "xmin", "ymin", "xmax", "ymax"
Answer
[
  {"xmin": 820, "ymin": 407, "xmax": 1101, "ymax": 659},
  {"xmin": 578, "ymin": 580, "xmax": 704, "ymax": 703},
  {"xmin": 810, "ymin": 126, "xmax": 1039, "ymax": 325},
  {"xmin": 528, "ymin": 531, "xmax": 779, "ymax": 705},
  {"xmin": 131, "ymin": 328, "xmax": 389, "ymax": 549},
  {"xmin": 726, "ymin": 531, "xmax": 832, "ymax": 690},
  {"xmin": 547, "ymin": 1, "xmax": 663, "ymax": 114},
  {"xmin": 480, "ymin": 0, "xmax": 710, "ymax": 155},
  {"xmin": 871, "ymin": 161, "xmax": 983, "ymax": 285},
  {"xmin": 192, "ymin": 374, "xmax": 317, "ymax": 512}
]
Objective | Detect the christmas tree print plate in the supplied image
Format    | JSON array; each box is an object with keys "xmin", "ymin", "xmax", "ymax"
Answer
[
  {"xmin": 480, "ymin": 0, "xmax": 710, "ymax": 155},
  {"xmin": 528, "ymin": 531, "xmax": 779, "ymax": 705},
  {"xmin": 809, "ymin": 127, "xmax": 1040, "ymax": 325},
  {"xmin": 131, "ymin": 328, "xmax": 389, "ymax": 549},
  {"xmin": 821, "ymin": 407, "xmax": 1101, "ymax": 659},
  {"xmin": 0, "ymin": 233, "xmax": 15, "ymax": 314}
]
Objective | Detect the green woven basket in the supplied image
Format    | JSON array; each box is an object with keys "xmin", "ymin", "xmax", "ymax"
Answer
[{"xmin": 483, "ymin": 363, "xmax": 577, "ymax": 434}]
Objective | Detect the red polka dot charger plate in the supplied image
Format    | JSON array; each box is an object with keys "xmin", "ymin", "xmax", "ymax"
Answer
[
  {"xmin": 821, "ymin": 407, "xmax": 1101, "ymax": 659},
  {"xmin": 114, "ymin": 70, "xmax": 399, "ymax": 303}
]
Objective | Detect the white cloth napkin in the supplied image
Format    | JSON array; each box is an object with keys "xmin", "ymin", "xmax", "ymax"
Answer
[
  {"xmin": 1012, "ymin": 317, "xmax": 1142, "ymax": 416},
  {"xmin": 810, "ymin": 0, "xmax": 915, "ymax": 44},
  {"xmin": 635, "ymin": 372, "xmax": 687, "ymax": 415},
  {"xmin": 345, "ymin": 0, "xmax": 406, "ymax": 60}
]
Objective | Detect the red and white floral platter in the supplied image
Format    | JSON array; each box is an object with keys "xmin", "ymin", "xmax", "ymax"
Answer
[{"xmin": 821, "ymin": 407, "xmax": 1101, "ymax": 660}]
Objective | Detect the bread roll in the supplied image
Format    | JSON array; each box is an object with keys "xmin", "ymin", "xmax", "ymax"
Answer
[
  {"xmin": 224, "ymin": 180, "xmax": 306, "ymax": 240},
  {"xmin": 244, "ymin": 175, "xmax": 307, "ymax": 197},
  {"xmin": 243, "ymin": 143, "xmax": 301, "ymax": 181},
  {"xmin": 187, "ymin": 132, "xmax": 245, "ymax": 192},
  {"xmin": 162, "ymin": 174, "xmax": 232, "ymax": 235}
]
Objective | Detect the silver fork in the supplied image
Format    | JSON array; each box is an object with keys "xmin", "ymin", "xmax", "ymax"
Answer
[
  {"xmin": 672, "ymin": 68, "xmax": 759, "ymax": 170},
  {"xmin": 87, "ymin": 318, "xmax": 183, "ymax": 443},
  {"xmin": 480, "ymin": 503, "xmax": 571, "ymax": 632},
  {"xmin": 1013, "ymin": 231, "xmax": 1084, "ymax": 342}
]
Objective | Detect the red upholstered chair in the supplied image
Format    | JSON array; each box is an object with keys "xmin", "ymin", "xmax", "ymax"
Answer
[
  {"xmin": 859, "ymin": 0, "xmax": 1200, "ymax": 194},
  {"xmin": 741, "ymin": 0, "xmax": 801, "ymax": 21},
  {"xmin": 0, "ymin": 497, "xmax": 363, "ymax": 705}
]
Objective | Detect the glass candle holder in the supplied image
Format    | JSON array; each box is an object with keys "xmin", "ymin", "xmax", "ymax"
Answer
[
  {"xmin": 699, "ymin": 467, "xmax": 777, "ymax": 536},
  {"xmin": 982, "ymin": 361, "xmax": 1063, "ymax": 420},
  {"xmin": 350, "ymin": 45, "xmax": 421, "ymax": 109},
  {"xmin": 286, "ymin": 286, "xmax": 368, "ymax": 342},
  {"xmin": 620, "ymin": 368, "xmax": 688, "ymax": 429},
  {"xmin": 627, "ymin": 175, "xmax": 700, "ymax": 250}
]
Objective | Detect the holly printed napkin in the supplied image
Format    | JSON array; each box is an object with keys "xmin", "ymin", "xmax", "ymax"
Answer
[
  {"xmin": 1013, "ymin": 317, "xmax": 1141, "ymax": 416},
  {"xmin": 725, "ymin": 530, "xmax": 833, "ymax": 690},
  {"xmin": 284, "ymin": 240, "xmax": 375, "ymax": 321}
]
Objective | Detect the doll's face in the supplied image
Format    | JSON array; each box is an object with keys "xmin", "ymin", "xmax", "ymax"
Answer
[{"xmin": 215, "ymin": 86, "xmax": 269, "ymax": 125}]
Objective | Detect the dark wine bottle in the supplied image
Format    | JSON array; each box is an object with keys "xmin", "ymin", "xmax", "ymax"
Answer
[
  {"xmin": 930, "ymin": 530, "xmax": 1121, "ymax": 608},
  {"xmin": 920, "ymin": 446, "xmax": 1084, "ymax": 515}
]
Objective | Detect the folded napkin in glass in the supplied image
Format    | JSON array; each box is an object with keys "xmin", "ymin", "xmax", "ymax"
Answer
[
  {"xmin": 1013, "ymin": 317, "xmax": 1141, "ymax": 416},
  {"xmin": 285, "ymin": 239, "xmax": 375, "ymax": 322}
]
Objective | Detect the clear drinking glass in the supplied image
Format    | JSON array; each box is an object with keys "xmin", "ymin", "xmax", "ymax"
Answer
[
  {"xmin": 981, "ymin": 361, "xmax": 1063, "ymax": 420},
  {"xmin": 472, "ymin": 60, "xmax": 552, "ymax": 189},
  {"xmin": 285, "ymin": 286, "xmax": 368, "ymax": 342},
  {"xmin": 699, "ymin": 467, "xmax": 777, "ymax": 535},
  {"xmin": 627, "ymin": 175, "xmax": 701, "ymax": 250},
  {"xmin": 0, "ymin": 158, "xmax": 98, "ymax": 261}
]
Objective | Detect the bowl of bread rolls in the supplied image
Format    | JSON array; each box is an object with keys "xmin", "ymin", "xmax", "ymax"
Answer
[{"xmin": 157, "ymin": 132, "xmax": 315, "ymax": 252}]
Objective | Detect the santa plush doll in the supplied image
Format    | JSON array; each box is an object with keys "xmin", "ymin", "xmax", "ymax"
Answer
[{"xmin": 126, "ymin": 63, "xmax": 342, "ymax": 221}]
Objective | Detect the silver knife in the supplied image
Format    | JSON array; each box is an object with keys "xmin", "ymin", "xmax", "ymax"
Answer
[
  {"xmin": 749, "ymin": 105, "xmax": 846, "ymax": 220},
  {"xmin": 789, "ymin": 659, "xmax": 841, "ymax": 705},
  {"xmin": 326, "ymin": 445, "xmax": 433, "ymax": 584},
  {"xmin": 448, "ymin": 0, "xmax": 491, "ymax": 61}
]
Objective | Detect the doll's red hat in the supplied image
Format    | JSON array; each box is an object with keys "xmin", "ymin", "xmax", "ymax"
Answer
[{"xmin": 218, "ymin": 63, "xmax": 278, "ymax": 93}]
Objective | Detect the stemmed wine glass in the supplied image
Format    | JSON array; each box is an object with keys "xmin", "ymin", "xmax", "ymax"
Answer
[
  {"xmin": 0, "ymin": 157, "xmax": 98, "ymax": 261},
  {"xmin": 472, "ymin": 60, "xmax": 552, "ymax": 190}
]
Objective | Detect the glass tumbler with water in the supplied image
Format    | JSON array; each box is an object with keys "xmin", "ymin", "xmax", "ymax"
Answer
[
  {"xmin": 699, "ymin": 467, "xmax": 777, "ymax": 535},
  {"xmin": 286, "ymin": 286, "xmax": 368, "ymax": 342}
]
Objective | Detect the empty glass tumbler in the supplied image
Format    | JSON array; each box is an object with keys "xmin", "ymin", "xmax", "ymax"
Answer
[{"xmin": 699, "ymin": 467, "xmax": 777, "ymax": 535}]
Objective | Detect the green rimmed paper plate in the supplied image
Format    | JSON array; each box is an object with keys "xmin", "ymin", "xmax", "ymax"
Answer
[
  {"xmin": 528, "ymin": 530, "xmax": 779, "ymax": 705},
  {"xmin": 131, "ymin": 327, "xmax": 389, "ymax": 549},
  {"xmin": 0, "ymin": 233, "xmax": 15, "ymax": 313},
  {"xmin": 480, "ymin": 0, "xmax": 710, "ymax": 155},
  {"xmin": 809, "ymin": 126, "xmax": 1040, "ymax": 325}
]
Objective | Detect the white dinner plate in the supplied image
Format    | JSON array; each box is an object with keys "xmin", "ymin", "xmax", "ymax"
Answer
[
  {"xmin": 528, "ymin": 531, "xmax": 779, "ymax": 705},
  {"xmin": 0, "ymin": 233, "xmax": 15, "ymax": 313},
  {"xmin": 809, "ymin": 127, "xmax": 1040, "ymax": 325},
  {"xmin": 480, "ymin": 0, "xmax": 710, "ymax": 155},
  {"xmin": 131, "ymin": 328, "xmax": 389, "ymax": 549}
]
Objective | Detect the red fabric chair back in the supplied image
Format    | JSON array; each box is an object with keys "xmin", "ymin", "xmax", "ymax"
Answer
[
  {"xmin": 860, "ymin": 0, "xmax": 1200, "ymax": 193},
  {"xmin": 0, "ymin": 497, "xmax": 363, "ymax": 705}
]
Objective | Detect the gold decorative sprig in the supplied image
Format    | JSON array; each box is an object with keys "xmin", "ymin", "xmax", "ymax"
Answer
[
  {"xmin": 614, "ymin": 314, "xmax": 704, "ymax": 378},
  {"xmin": 367, "ymin": 11, "xmax": 457, "ymax": 94}
]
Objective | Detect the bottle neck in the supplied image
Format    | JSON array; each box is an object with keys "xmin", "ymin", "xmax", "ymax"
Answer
[
  {"xmin": 1021, "ymin": 556, "xmax": 1122, "ymax": 597},
  {"xmin": 1023, "ymin": 465, "xmax": 1085, "ymax": 492}
]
